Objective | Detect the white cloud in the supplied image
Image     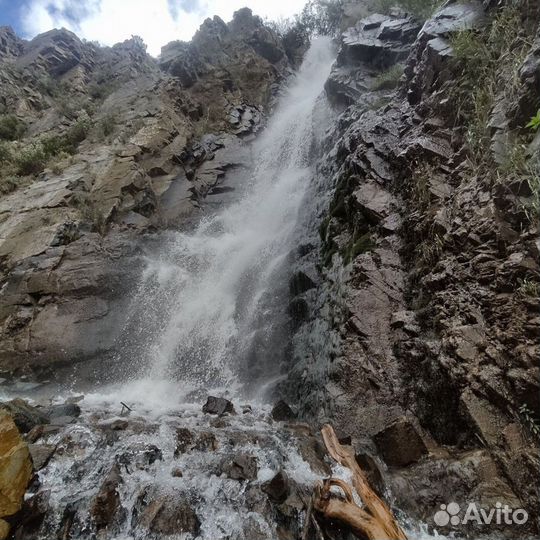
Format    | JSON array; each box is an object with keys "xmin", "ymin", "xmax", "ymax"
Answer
[{"xmin": 21, "ymin": 0, "xmax": 308, "ymax": 56}]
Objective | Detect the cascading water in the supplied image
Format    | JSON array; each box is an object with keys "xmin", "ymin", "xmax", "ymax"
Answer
[
  {"xmin": 110, "ymin": 36, "xmax": 337, "ymax": 404},
  {"xmin": 3, "ymin": 38, "xmax": 448, "ymax": 540}
]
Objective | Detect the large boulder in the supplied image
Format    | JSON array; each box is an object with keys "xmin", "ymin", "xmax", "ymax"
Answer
[{"xmin": 0, "ymin": 411, "xmax": 33, "ymax": 531}]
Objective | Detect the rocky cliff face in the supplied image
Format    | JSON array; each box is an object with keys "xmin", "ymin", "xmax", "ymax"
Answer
[
  {"xmin": 287, "ymin": 0, "xmax": 539, "ymax": 534},
  {"xmin": 0, "ymin": 9, "xmax": 302, "ymax": 379},
  {"xmin": 0, "ymin": 0, "xmax": 539, "ymax": 537}
]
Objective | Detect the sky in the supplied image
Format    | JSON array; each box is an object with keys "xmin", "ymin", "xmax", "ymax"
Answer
[{"xmin": 0, "ymin": 0, "xmax": 308, "ymax": 56}]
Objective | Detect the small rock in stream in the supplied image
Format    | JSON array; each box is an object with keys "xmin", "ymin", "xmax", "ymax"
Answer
[
  {"xmin": 261, "ymin": 470, "xmax": 290, "ymax": 504},
  {"xmin": 271, "ymin": 400, "xmax": 297, "ymax": 422},
  {"xmin": 43, "ymin": 403, "xmax": 81, "ymax": 420},
  {"xmin": 202, "ymin": 396, "xmax": 235, "ymax": 416},
  {"xmin": 133, "ymin": 489, "xmax": 200, "ymax": 536},
  {"xmin": 222, "ymin": 454, "xmax": 258, "ymax": 481},
  {"xmin": 28, "ymin": 444, "xmax": 55, "ymax": 471},
  {"xmin": 90, "ymin": 463, "xmax": 124, "ymax": 530}
]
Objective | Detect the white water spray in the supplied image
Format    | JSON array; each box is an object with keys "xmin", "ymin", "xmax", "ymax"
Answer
[{"xmin": 116, "ymin": 37, "xmax": 336, "ymax": 405}]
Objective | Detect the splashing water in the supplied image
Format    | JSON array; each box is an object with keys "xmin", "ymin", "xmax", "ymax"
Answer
[{"xmin": 114, "ymin": 36, "xmax": 337, "ymax": 406}]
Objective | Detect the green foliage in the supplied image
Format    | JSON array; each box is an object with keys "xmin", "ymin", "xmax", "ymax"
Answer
[
  {"xmin": 518, "ymin": 404, "xmax": 540, "ymax": 440},
  {"xmin": 14, "ymin": 143, "xmax": 48, "ymax": 175},
  {"xmin": 0, "ymin": 141, "xmax": 12, "ymax": 163},
  {"xmin": 526, "ymin": 110, "xmax": 540, "ymax": 131},
  {"xmin": 416, "ymin": 232, "xmax": 444, "ymax": 267},
  {"xmin": 524, "ymin": 167, "xmax": 540, "ymax": 223},
  {"xmin": 13, "ymin": 119, "xmax": 91, "ymax": 176},
  {"xmin": 70, "ymin": 192, "xmax": 107, "ymax": 235},
  {"xmin": 98, "ymin": 114, "xmax": 117, "ymax": 138},
  {"xmin": 344, "ymin": 232, "xmax": 374, "ymax": 263},
  {"xmin": 451, "ymin": 7, "xmax": 529, "ymax": 156},
  {"xmin": 0, "ymin": 175, "xmax": 18, "ymax": 195},
  {"xmin": 518, "ymin": 278, "xmax": 540, "ymax": 298},
  {"xmin": 273, "ymin": 0, "xmax": 345, "ymax": 38},
  {"xmin": 372, "ymin": 64, "xmax": 404, "ymax": 91},
  {"xmin": 410, "ymin": 163, "xmax": 433, "ymax": 211},
  {"xmin": 0, "ymin": 114, "xmax": 26, "ymax": 141}
]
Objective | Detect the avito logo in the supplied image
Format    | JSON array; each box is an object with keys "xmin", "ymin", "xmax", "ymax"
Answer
[{"xmin": 434, "ymin": 502, "xmax": 528, "ymax": 527}]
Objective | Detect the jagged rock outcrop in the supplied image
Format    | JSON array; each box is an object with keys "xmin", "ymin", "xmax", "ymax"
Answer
[
  {"xmin": 0, "ymin": 9, "xmax": 299, "ymax": 378},
  {"xmin": 290, "ymin": 1, "xmax": 539, "ymax": 535}
]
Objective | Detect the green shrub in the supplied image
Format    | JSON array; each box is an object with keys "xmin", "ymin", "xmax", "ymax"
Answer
[
  {"xmin": 450, "ymin": 6, "xmax": 528, "ymax": 157},
  {"xmin": 526, "ymin": 110, "xmax": 540, "ymax": 131},
  {"xmin": 15, "ymin": 144, "xmax": 47, "ymax": 175},
  {"xmin": 343, "ymin": 231, "xmax": 374, "ymax": 263},
  {"xmin": 518, "ymin": 278, "xmax": 540, "ymax": 298},
  {"xmin": 0, "ymin": 141, "xmax": 12, "ymax": 163},
  {"xmin": 98, "ymin": 114, "xmax": 117, "ymax": 138},
  {"xmin": 0, "ymin": 114, "xmax": 26, "ymax": 141},
  {"xmin": 525, "ymin": 167, "xmax": 540, "ymax": 223},
  {"xmin": 373, "ymin": 64, "xmax": 404, "ymax": 90},
  {"xmin": 0, "ymin": 175, "xmax": 18, "ymax": 195}
]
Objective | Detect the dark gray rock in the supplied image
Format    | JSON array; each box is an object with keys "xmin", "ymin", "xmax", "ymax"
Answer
[
  {"xmin": 202, "ymin": 396, "xmax": 235, "ymax": 416},
  {"xmin": 0, "ymin": 399, "xmax": 49, "ymax": 433},
  {"xmin": 28, "ymin": 444, "xmax": 55, "ymax": 471},
  {"xmin": 271, "ymin": 400, "xmax": 296, "ymax": 422},
  {"xmin": 222, "ymin": 454, "xmax": 257, "ymax": 481},
  {"xmin": 261, "ymin": 470, "xmax": 289, "ymax": 504},
  {"xmin": 43, "ymin": 403, "xmax": 81, "ymax": 420},
  {"xmin": 90, "ymin": 464, "xmax": 123, "ymax": 530},
  {"xmin": 373, "ymin": 417, "xmax": 428, "ymax": 467}
]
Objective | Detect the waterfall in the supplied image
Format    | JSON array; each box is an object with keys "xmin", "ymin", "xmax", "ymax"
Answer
[
  {"xmin": 113, "ymin": 37, "xmax": 336, "ymax": 406},
  {"xmin": 5, "ymin": 38, "xmax": 450, "ymax": 540}
]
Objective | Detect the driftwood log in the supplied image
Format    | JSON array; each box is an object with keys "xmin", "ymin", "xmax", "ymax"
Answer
[{"xmin": 311, "ymin": 424, "xmax": 408, "ymax": 540}]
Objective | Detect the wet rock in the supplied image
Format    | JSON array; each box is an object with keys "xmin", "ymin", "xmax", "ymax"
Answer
[
  {"xmin": 48, "ymin": 415, "xmax": 76, "ymax": 427},
  {"xmin": 355, "ymin": 453, "xmax": 385, "ymax": 497},
  {"xmin": 202, "ymin": 396, "xmax": 235, "ymax": 416},
  {"xmin": 8, "ymin": 490, "xmax": 49, "ymax": 540},
  {"xmin": 421, "ymin": 3, "xmax": 486, "ymax": 38},
  {"xmin": 133, "ymin": 489, "xmax": 200, "ymax": 536},
  {"xmin": 43, "ymin": 403, "xmax": 81, "ymax": 420},
  {"xmin": 373, "ymin": 417, "xmax": 428, "ymax": 467},
  {"xmin": 0, "ymin": 520, "xmax": 8, "ymax": 540},
  {"xmin": 28, "ymin": 444, "xmax": 55, "ymax": 471},
  {"xmin": 140, "ymin": 446, "xmax": 163, "ymax": 467},
  {"xmin": 390, "ymin": 310, "xmax": 420, "ymax": 335},
  {"xmin": 0, "ymin": 411, "xmax": 33, "ymax": 519},
  {"xmin": 459, "ymin": 389, "xmax": 506, "ymax": 447},
  {"xmin": 90, "ymin": 463, "xmax": 123, "ymax": 530},
  {"xmin": 171, "ymin": 468, "xmax": 183, "ymax": 478},
  {"xmin": 271, "ymin": 400, "xmax": 297, "ymax": 422},
  {"xmin": 174, "ymin": 428, "xmax": 194, "ymax": 456},
  {"xmin": 175, "ymin": 428, "xmax": 218, "ymax": 456},
  {"xmin": 289, "ymin": 271, "xmax": 316, "ymax": 295},
  {"xmin": 0, "ymin": 400, "xmax": 49, "ymax": 433},
  {"xmin": 261, "ymin": 470, "xmax": 289, "ymax": 504},
  {"xmin": 222, "ymin": 454, "xmax": 258, "ymax": 481},
  {"xmin": 337, "ymin": 14, "xmax": 420, "ymax": 69},
  {"xmin": 109, "ymin": 419, "xmax": 129, "ymax": 431},
  {"xmin": 287, "ymin": 297, "xmax": 309, "ymax": 323}
]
